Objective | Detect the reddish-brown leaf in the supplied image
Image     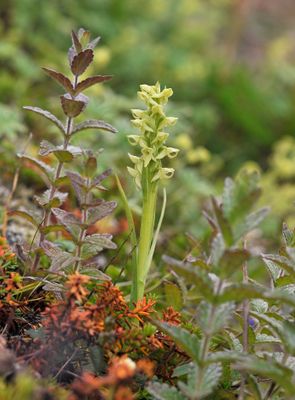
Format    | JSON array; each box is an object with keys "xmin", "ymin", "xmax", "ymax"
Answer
[
  {"xmin": 72, "ymin": 119, "xmax": 117, "ymax": 134},
  {"xmin": 71, "ymin": 30, "xmax": 82, "ymax": 53},
  {"xmin": 60, "ymin": 93, "xmax": 88, "ymax": 117},
  {"xmin": 75, "ymin": 75, "xmax": 112, "ymax": 95},
  {"xmin": 71, "ymin": 49, "xmax": 93, "ymax": 76},
  {"xmin": 42, "ymin": 67, "xmax": 74, "ymax": 95}
]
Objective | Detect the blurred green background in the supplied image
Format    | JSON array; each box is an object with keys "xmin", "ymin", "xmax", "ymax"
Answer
[{"xmin": 1, "ymin": 0, "xmax": 295, "ymax": 249}]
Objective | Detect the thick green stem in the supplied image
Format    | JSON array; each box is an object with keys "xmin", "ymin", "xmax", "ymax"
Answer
[{"xmin": 132, "ymin": 168, "xmax": 158, "ymax": 302}]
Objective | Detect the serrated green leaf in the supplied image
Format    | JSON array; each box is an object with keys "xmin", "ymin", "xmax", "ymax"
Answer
[
  {"xmin": 178, "ymin": 363, "xmax": 222, "ymax": 399},
  {"xmin": 153, "ymin": 320, "xmax": 200, "ymax": 361},
  {"xmin": 217, "ymin": 248, "xmax": 249, "ymax": 278},
  {"xmin": 147, "ymin": 382, "xmax": 183, "ymax": 400},
  {"xmin": 235, "ymin": 355, "xmax": 295, "ymax": 395},
  {"xmin": 234, "ymin": 207, "xmax": 269, "ymax": 240},
  {"xmin": 262, "ymin": 254, "xmax": 295, "ymax": 279},
  {"xmin": 211, "ymin": 197, "xmax": 233, "ymax": 246},
  {"xmin": 198, "ymin": 301, "xmax": 235, "ymax": 334},
  {"xmin": 211, "ymin": 233, "xmax": 225, "ymax": 267},
  {"xmin": 163, "ymin": 255, "xmax": 214, "ymax": 301}
]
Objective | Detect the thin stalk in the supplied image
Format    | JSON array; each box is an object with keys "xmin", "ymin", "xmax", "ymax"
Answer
[
  {"xmin": 115, "ymin": 174, "xmax": 138, "ymax": 295},
  {"xmin": 133, "ymin": 167, "xmax": 158, "ymax": 302},
  {"xmin": 73, "ymin": 178, "xmax": 90, "ymax": 271}
]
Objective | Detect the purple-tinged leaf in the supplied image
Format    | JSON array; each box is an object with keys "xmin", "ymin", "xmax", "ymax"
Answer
[
  {"xmin": 66, "ymin": 171, "xmax": 87, "ymax": 204},
  {"xmin": 23, "ymin": 106, "xmax": 65, "ymax": 133},
  {"xmin": 87, "ymin": 36, "xmax": 101, "ymax": 50},
  {"xmin": 34, "ymin": 189, "xmax": 68, "ymax": 208},
  {"xmin": 91, "ymin": 168, "xmax": 113, "ymax": 188},
  {"xmin": 211, "ymin": 197, "xmax": 233, "ymax": 246},
  {"xmin": 75, "ymin": 75, "xmax": 112, "ymax": 95},
  {"xmin": 41, "ymin": 241, "xmax": 77, "ymax": 272},
  {"xmin": 71, "ymin": 49, "xmax": 93, "ymax": 76},
  {"xmin": 72, "ymin": 119, "xmax": 117, "ymax": 135},
  {"xmin": 68, "ymin": 47, "xmax": 75, "ymax": 66},
  {"xmin": 42, "ymin": 67, "xmax": 74, "ymax": 95},
  {"xmin": 51, "ymin": 208, "xmax": 83, "ymax": 239},
  {"xmin": 8, "ymin": 209, "xmax": 41, "ymax": 227},
  {"xmin": 39, "ymin": 140, "xmax": 55, "ymax": 156},
  {"xmin": 85, "ymin": 153, "xmax": 97, "ymax": 177},
  {"xmin": 18, "ymin": 154, "xmax": 54, "ymax": 183},
  {"xmin": 60, "ymin": 93, "xmax": 88, "ymax": 117},
  {"xmin": 40, "ymin": 140, "xmax": 83, "ymax": 162},
  {"xmin": 87, "ymin": 201, "xmax": 117, "ymax": 225},
  {"xmin": 82, "ymin": 255, "xmax": 106, "ymax": 269},
  {"xmin": 81, "ymin": 266, "xmax": 111, "ymax": 281},
  {"xmin": 78, "ymin": 28, "xmax": 90, "ymax": 46},
  {"xmin": 82, "ymin": 233, "xmax": 116, "ymax": 256},
  {"xmin": 41, "ymin": 225, "xmax": 65, "ymax": 235},
  {"xmin": 71, "ymin": 30, "xmax": 82, "ymax": 53}
]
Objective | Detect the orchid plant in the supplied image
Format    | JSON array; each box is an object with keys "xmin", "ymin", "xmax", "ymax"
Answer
[{"xmin": 126, "ymin": 82, "xmax": 179, "ymax": 302}]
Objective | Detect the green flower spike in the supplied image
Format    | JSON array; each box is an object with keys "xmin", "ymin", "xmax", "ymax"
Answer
[
  {"xmin": 128, "ymin": 82, "xmax": 179, "ymax": 189},
  {"xmin": 127, "ymin": 82, "xmax": 179, "ymax": 302}
]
